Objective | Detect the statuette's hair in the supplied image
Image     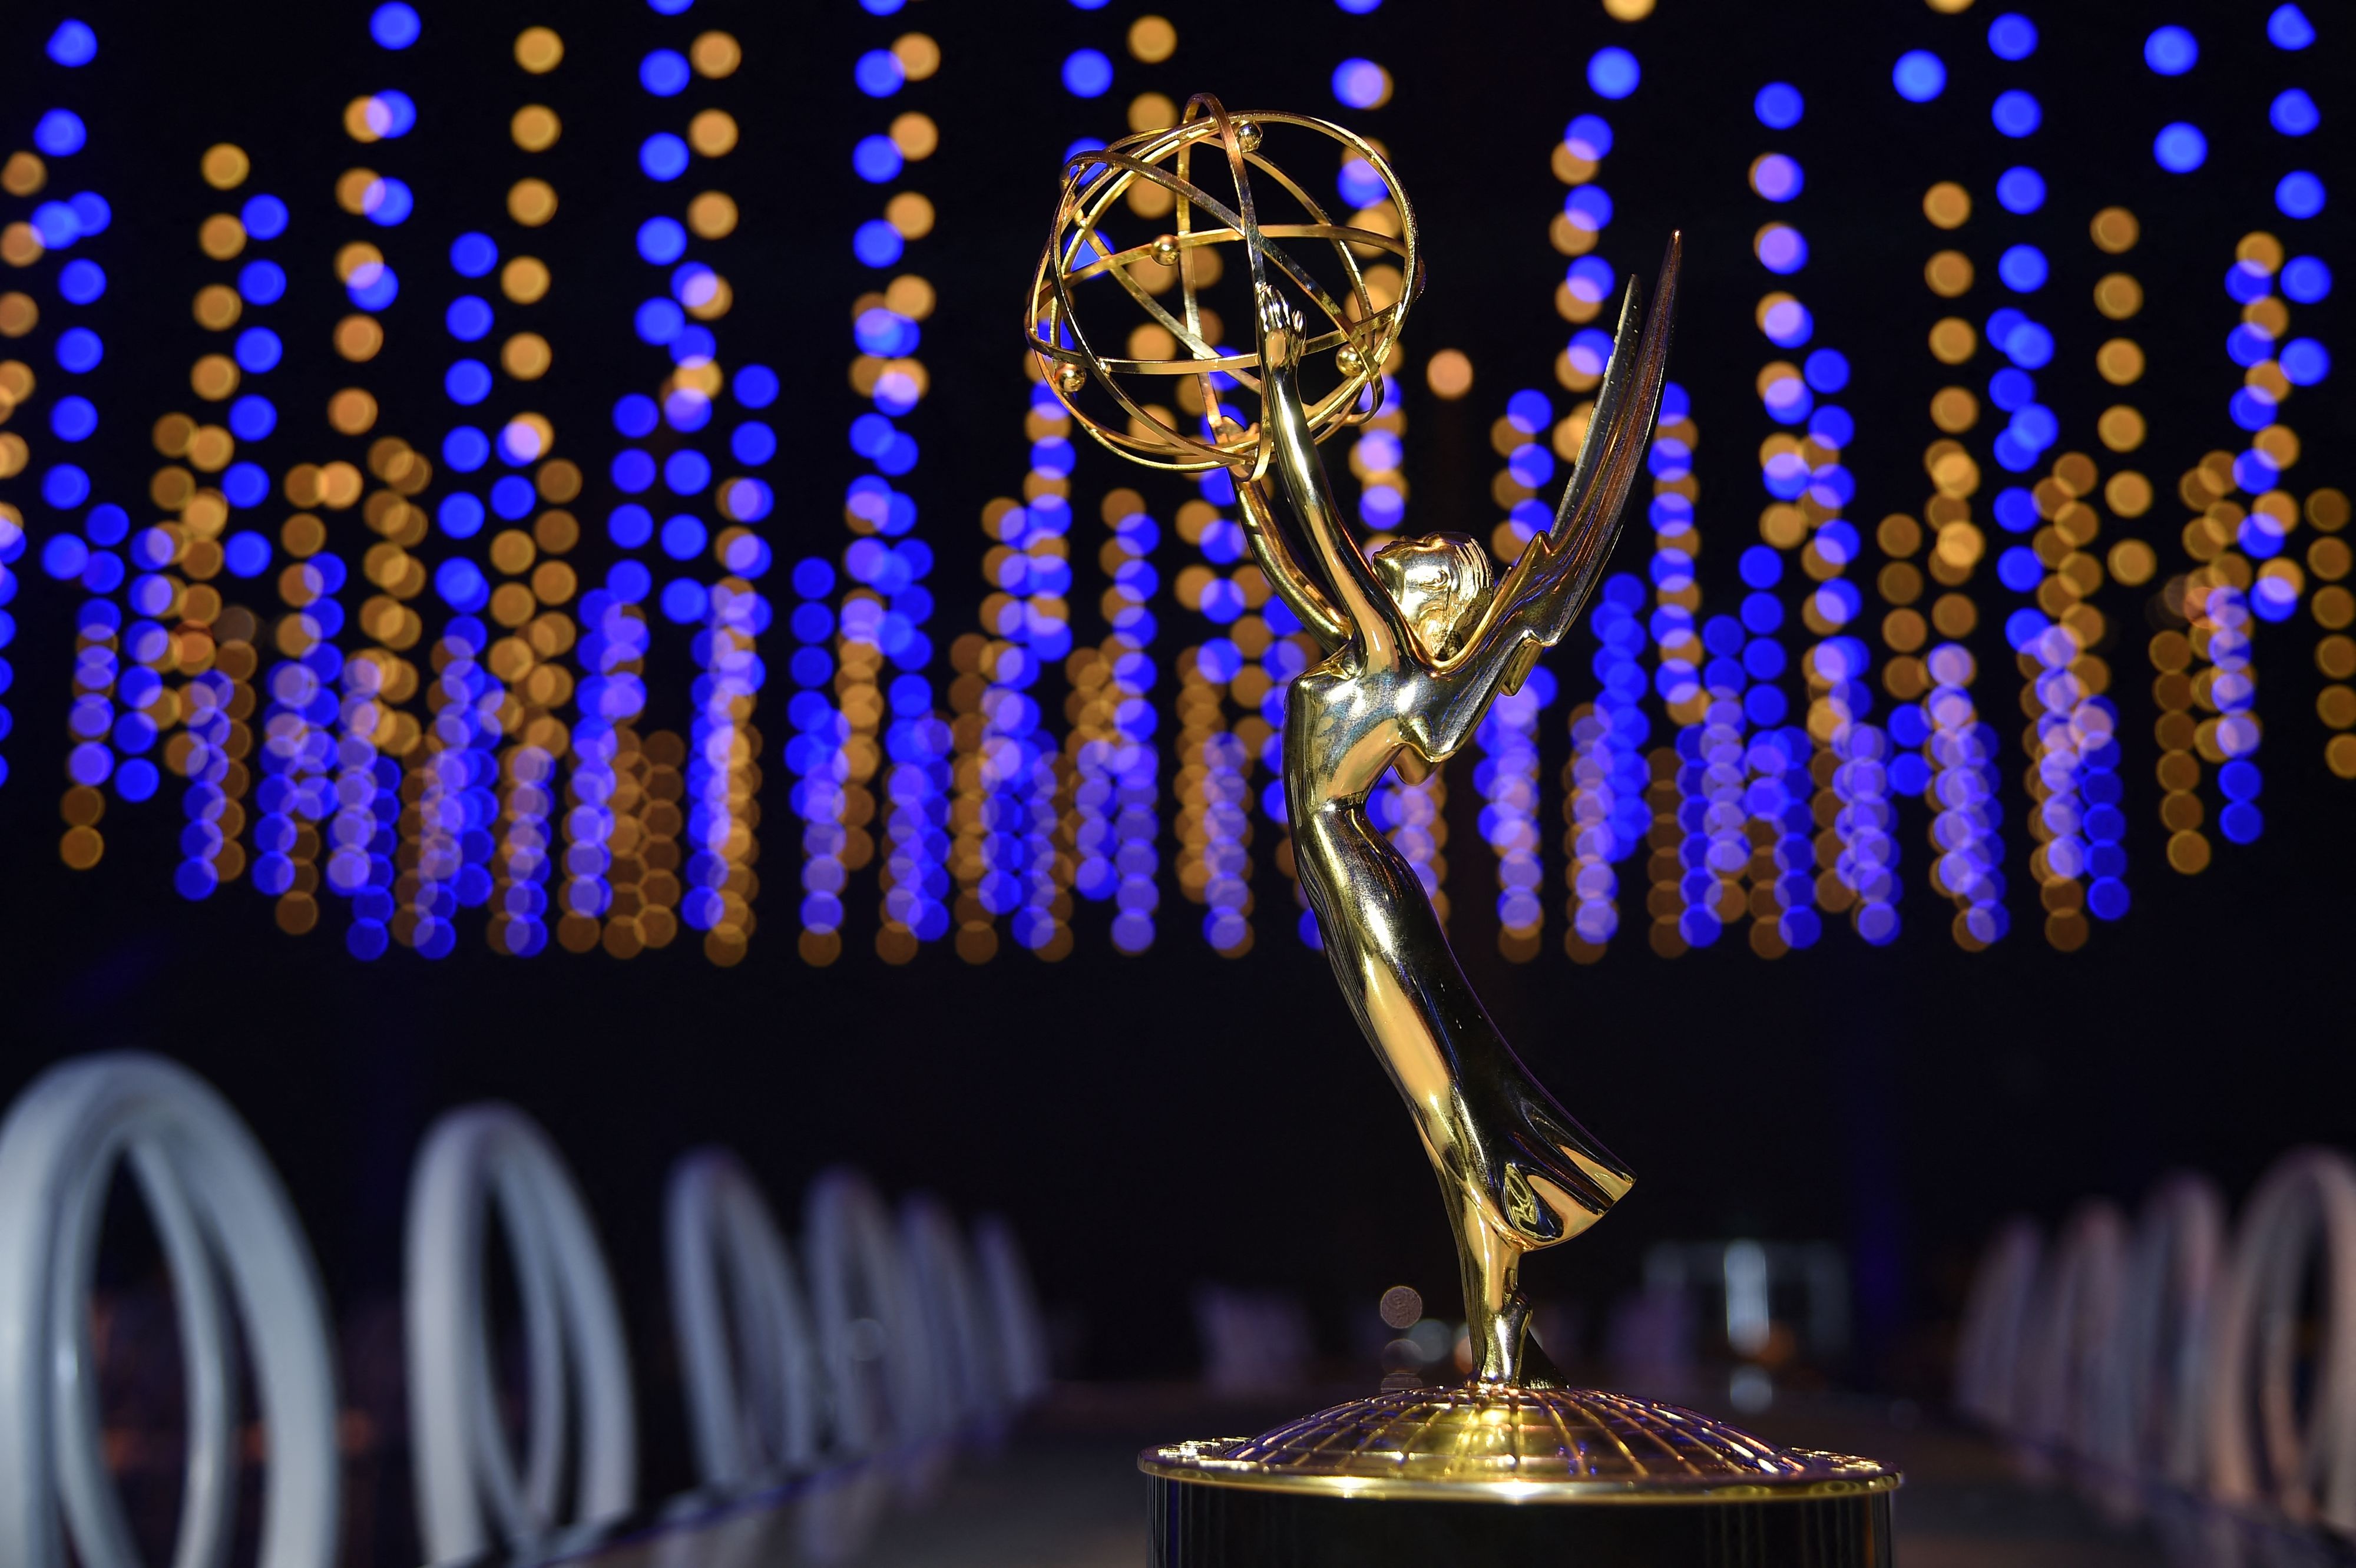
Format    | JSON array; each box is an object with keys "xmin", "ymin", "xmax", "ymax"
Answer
[{"xmin": 1372, "ymin": 534, "xmax": 1492, "ymax": 658}]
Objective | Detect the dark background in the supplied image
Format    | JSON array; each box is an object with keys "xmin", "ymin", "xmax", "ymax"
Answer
[{"xmin": 0, "ymin": 0, "xmax": 2350, "ymax": 1497}]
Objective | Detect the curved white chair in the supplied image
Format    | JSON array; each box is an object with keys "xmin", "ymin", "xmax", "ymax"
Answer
[
  {"xmin": 902, "ymin": 1193, "xmax": 999, "ymax": 1444},
  {"xmin": 2013, "ymin": 1200, "xmax": 2127, "ymax": 1475},
  {"xmin": 667, "ymin": 1148, "xmax": 819, "ymax": 1490},
  {"xmin": 803, "ymin": 1168, "xmax": 932, "ymax": 1462},
  {"xmin": 405, "ymin": 1104, "xmax": 636, "ymax": 1562},
  {"xmin": 2205, "ymin": 1147, "xmax": 2356, "ymax": 1531},
  {"xmin": 794, "ymin": 1169, "xmax": 929, "ymax": 1562},
  {"xmin": 0, "ymin": 1051, "xmax": 339, "ymax": 1568},
  {"xmin": 2092, "ymin": 1172, "xmax": 2225, "ymax": 1507},
  {"xmin": 974, "ymin": 1214, "xmax": 1051, "ymax": 1408},
  {"xmin": 1955, "ymin": 1216, "xmax": 2041, "ymax": 1433}
]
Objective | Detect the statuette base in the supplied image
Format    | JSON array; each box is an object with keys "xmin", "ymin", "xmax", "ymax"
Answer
[{"xmin": 1142, "ymin": 1385, "xmax": 1898, "ymax": 1567}]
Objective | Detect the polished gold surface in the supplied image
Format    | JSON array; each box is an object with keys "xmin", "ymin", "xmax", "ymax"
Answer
[
  {"xmin": 1027, "ymin": 95, "xmax": 1418, "ymax": 473},
  {"xmin": 1020, "ymin": 94, "xmax": 1867, "ymax": 1502},
  {"xmin": 1140, "ymin": 1387, "xmax": 1897, "ymax": 1502},
  {"xmin": 1256, "ymin": 237, "xmax": 1676, "ymax": 1387}
]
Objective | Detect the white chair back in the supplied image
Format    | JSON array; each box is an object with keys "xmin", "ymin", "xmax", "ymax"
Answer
[
  {"xmin": 667, "ymin": 1148, "xmax": 819, "ymax": 1489},
  {"xmin": 973, "ymin": 1213, "xmax": 1051, "ymax": 1407},
  {"xmin": 901, "ymin": 1193, "xmax": 1000, "ymax": 1443},
  {"xmin": 2204, "ymin": 1147, "xmax": 2356, "ymax": 1531},
  {"xmin": 803, "ymin": 1167, "xmax": 929, "ymax": 1459},
  {"xmin": 2097, "ymin": 1172, "xmax": 2225, "ymax": 1498},
  {"xmin": 1955, "ymin": 1216, "xmax": 2041, "ymax": 1431},
  {"xmin": 0, "ymin": 1051, "xmax": 339, "ymax": 1568},
  {"xmin": 2014, "ymin": 1200, "xmax": 2126, "ymax": 1468},
  {"xmin": 405, "ymin": 1103, "xmax": 635, "ymax": 1562}
]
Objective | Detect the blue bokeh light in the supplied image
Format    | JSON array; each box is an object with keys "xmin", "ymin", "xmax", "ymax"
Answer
[
  {"xmin": 2282, "ymin": 256, "xmax": 2331, "ymax": 303},
  {"xmin": 856, "ymin": 49, "xmax": 905, "ymax": 97},
  {"xmin": 1991, "ymin": 90, "xmax": 2041, "ymax": 137},
  {"xmin": 2154, "ymin": 123, "xmax": 2207, "ymax": 173},
  {"xmin": 234, "ymin": 327, "xmax": 282, "ymax": 373},
  {"xmin": 236, "ymin": 195, "xmax": 286, "ymax": 242},
  {"xmin": 369, "ymin": 2, "xmax": 421, "ymax": 49},
  {"xmin": 1587, "ymin": 47, "xmax": 1639, "ymax": 100},
  {"xmin": 229, "ymin": 394, "xmax": 276, "ymax": 440},
  {"xmin": 2271, "ymin": 88, "xmax": 2319, "ymax": 136},
  {"xmin": 1565, "ymin": 114, "xmax": 1613, "ymax": 160},
  {"xmin": 238, "ymin": 259, "xmax": 286, "ymax": 304},
  {"xmin": 1332, "ymin": 58, "xmax": 1389, "ymax": 109},
  {"xmin": 1751, "ymin": 155, "xmax": 1802, "ymax": 203},
  {"xmin": 445, "ymin": 296, "xmax": 493, "ymax": 341},
  {"xmin": 1755, "ymin": 223, "xmax": 1807, "ymax": 274},
  {"xmin": 1338, "ymin": 158, "xmax": 1387, "ymax": 207},
  {"xmin": 443, "ymin": 426, "xmax": 491, "ymax": 472},
  {"xmin": 450, "ymin": 231, "xmax": 498, "ymax": 277},
  {"xmin": 736, "ymin": 365, "xmax": 779, "ymax": 408},
  {"xmin": 34, "ymin": 110, "xmax": 87, "ymax": 156},
  {"xmin": 2268, "ymin": 5, "xmax": 2314, "ymax": 49},
  {"xmin": 50, "ymin": 396, "xmax": 97, "ymax": 442},
  {"xmin": 55, "ymin": 327, "xmax": 102, "ymax": 372},
  {"xmin": 1996, "ymin": 166, "xmax": 2046, "ymax": 214},
  {"xmin": 1997, "ymin": 244, "xmax": 2048, "ymax": 292},
  {"xmin": 640, "ymin": 133, "xmax": 690, "ymax": 181},
  {"xmin": 637, "ymin": 216, "xmax": 687, "ymax": 264},
  {"xmin": 854, "ymin": 219, "xmax": 904, "ymax": 267},
  {"xmin": 58, "ymin": 258, "xmax": 105, "ymax": 305},
  {"xmin": 641, "ymin": 49, "xmax": 690, "ymax": 95},
  {"xmin": 1753, "ymin": 82, "xmax": 1803, "ymax": 129},
  {"xmin": 47, "ymin": 20, "xmax": 97, "ymax": 67},
  {"xmin": 1062, "ymin": 48, "xmax": 1113, "ymax": 98},
  {"xmin": 445, "ymin": 360, "xmax": 492, "ymax": 405},
  {"xmin": 347, "ymin": 261, "xmax": 398, "ymax": 309},
  {"xmin": 1987, "ymin": 13, "xmax": 2037, "ymax": 59},
  {"xmin": 853, "ymin": 134, "xmax": 903, "ymax": 183},
  {"xmin": 2276, "ymin": 171, "xmax": 2325, "ymax": 219},
  {"xmin": 1894, "ymin": 51, "xmax": 1945, "ymax": 102},
  {"xmin": 363, "ymin": 174, "xmax": 413, "ymax": 226},
  {"xmin": 2281, "ymin": 338, "xmax": 2330, "ymax": 385},
  {"xmin": 369, "ymin": 88, "xmax": 417, "ymax": 137},
  {"xmin": 224, "ymin": 532, "xmax": 272, "ymax": 578},
  {"xmin": 2144, "ymin": 25, "xmax": 2198, "ymax": 75}
]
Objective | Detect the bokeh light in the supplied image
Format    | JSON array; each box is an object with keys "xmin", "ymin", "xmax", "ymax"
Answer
[
  {"xmin": 2143, "ymin": 25, "xmax": 2197, "ymax": 75},
  {"xmin": 1894, "ymin": 51, "xmax": 1946, "ymax": 103}
]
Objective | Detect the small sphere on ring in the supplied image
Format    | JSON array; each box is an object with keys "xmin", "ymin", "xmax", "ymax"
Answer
[
  {"xmin": 1054, "ymin": 360, "xmax": 1088, "ymax": 394},
  {"xmin": 1151, "ymin": 234, "xmax": 1182, "ymax": 267},
  {"xmin": 1335, "ymin": 343, "xmax": 1365, "ymax": 377},
  {"xmin": 1230, "ymin": 118, "xmax": 1262, "ymax": 153}
]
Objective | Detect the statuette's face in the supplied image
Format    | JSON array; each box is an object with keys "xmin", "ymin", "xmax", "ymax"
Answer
[{"xmin": 1372, "ymin": 534, "xmax": 1491, "ymax": 658}]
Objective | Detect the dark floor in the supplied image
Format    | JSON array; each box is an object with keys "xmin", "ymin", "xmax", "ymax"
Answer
[{"xmin": 842, "ymin": 1387, "xmax": 2170, "ymax": 1568}]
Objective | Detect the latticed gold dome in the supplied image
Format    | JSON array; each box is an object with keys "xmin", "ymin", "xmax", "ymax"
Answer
[{"xmin": 1140, "ymin": 1386, "xmax": 1898, "ymax": 1503}]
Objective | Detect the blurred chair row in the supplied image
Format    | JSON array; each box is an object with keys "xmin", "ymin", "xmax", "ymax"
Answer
[
  {"xmin": 0, "ymin": 1051, "xmax": 1049, "ymax": 1568},
  {"xmin": 1956, "ymin": 1146, "xmax": 2356, "ymax": 1554}
]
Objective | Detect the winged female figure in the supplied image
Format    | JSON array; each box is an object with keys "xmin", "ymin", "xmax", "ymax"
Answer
[{"xmin": 1229, "ymin": 235, "xmax": 1680, "ymax": 1385}]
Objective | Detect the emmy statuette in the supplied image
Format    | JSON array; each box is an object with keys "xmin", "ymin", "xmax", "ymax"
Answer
[{"xmin": 1028, "ymin": 96, "xmax": 1900, "ymax": 1567}]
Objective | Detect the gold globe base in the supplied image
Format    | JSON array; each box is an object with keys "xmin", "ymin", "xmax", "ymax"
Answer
[{"xmin": 1143, "ymin": 1385, "xmax": 1899, "ymax": 1567}]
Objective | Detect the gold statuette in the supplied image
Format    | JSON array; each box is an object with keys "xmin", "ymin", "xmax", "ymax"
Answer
[{"xmin": 1031, "ymin": 96, "xmax": 1896, "ymax": 1562}]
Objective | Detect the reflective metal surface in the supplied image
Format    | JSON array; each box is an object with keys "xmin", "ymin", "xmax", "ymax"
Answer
[
  {"xmin": 1140, "ymin": 1387, "xmax": 1895, "ymax": 1502},
  {"xmin": 1030, "ymin": 96, "xmax": 1895, "ymax": 1515},
  {"xmin": 1031, "ymin": 93, "xmax": 1677, "ymax": 1392}
]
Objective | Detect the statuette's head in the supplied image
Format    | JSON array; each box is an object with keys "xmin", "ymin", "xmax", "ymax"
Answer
[{"xmin": 1372, "ymin": 534, "xmax": 1491, "ymax": 658}]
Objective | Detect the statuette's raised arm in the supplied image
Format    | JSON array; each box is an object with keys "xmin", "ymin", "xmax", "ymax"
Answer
[
  {"xmin": 1232, "ymin": 470, "xmax": 1350, "ymax": 651},
  {"xmin": 1254, "ymin": 282, "xmax": 1411, "ymax": 670}
]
